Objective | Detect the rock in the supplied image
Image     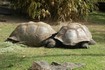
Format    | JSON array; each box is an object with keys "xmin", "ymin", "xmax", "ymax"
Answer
[
  {"xmin": 29, "ymin": 61, "xmax": 50, "ymax": 70},
  {"xmin": 29, "ymin": 61, "xmax": 85, "ymax": 70},
  {"xmin": 62, "ymin": 62, "xmax": 85, "ymax": 70}
]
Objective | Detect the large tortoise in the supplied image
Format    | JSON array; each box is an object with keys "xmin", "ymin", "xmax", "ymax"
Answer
[
  {"xmin": 6, "ymin": 21, "xmax": 56, "ymax": 47},
  {"xmin": 44, "ymin": 23, "xmax": 96, "ymax": 48}
]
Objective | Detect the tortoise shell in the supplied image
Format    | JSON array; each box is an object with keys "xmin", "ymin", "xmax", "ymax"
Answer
[
  {"xmin": 55, "ymin": 23, "xmax": 92, "ymax": 46},
  {"xmin": 7, "ymin": 21, "xmax": 56, "ymax": 46}
]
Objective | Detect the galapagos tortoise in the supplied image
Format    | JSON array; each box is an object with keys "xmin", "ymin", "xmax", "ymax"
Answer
[
  {"xmin": 6, "ymin": 21, "xmax": 56, "ymax": 47},
  {"xmin": 45, "ymin": 23, "xmax": 96, "ymax": 48}
]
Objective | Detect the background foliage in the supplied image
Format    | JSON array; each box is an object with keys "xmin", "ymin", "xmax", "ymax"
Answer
[{"xmin": 10, "ymin": 0, "xmax": 96, "ymax": 21}]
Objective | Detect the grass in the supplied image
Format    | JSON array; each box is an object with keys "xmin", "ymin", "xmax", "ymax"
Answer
[{"xmin": 0, "ymin": 12, "xmax": 105, "ymax": 70}]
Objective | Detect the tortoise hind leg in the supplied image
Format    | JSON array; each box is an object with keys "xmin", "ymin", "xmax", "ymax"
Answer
[
  {"xmin": 81, "ymin": 43, "xmax": 89, "ymax": 49},
  {"xmin": 77, "ymin": 42, "xmax": 89, "ymax": 49}
]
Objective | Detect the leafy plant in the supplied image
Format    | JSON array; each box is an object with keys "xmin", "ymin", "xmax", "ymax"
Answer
[{"xmin": 10, "ymin": 0, "xmax": 96, "ymax": 21}]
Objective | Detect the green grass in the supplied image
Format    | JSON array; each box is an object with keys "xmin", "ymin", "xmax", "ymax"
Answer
[
  {"xmin": 0, "ymin": 23, "xmax": 17, "ymax": 42},
  {"xmin": 0, "ymin": 12, "xmax": 105, "ymax": 70},
  {"xmin": 88, "ymin": 11, "xmax": 105, "ymax": 24}
]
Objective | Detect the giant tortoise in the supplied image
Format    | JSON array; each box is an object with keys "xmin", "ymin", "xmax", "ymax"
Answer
[
  {"xmin": 6, "ymin": 21, "xmax": 56, "ymax": 47},
  {"xmin": 44, "ymin": 23, "xmax": 96, "ymax": 48}
]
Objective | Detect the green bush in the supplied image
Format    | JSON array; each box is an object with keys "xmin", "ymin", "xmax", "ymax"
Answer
[{"xmin": 10, "ymin": 0, "xmax": 95, "ymax": 21}]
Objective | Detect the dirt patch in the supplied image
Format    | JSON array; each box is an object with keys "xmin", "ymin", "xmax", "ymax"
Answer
[{"xmin": 0, "ymin": 15, "xmax": 30, "ymax": 24}]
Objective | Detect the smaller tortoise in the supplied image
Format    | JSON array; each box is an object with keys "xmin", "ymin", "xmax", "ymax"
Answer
[
  {"xmin": 6, "ymin": 21, "xmax": 56, "ymax": 47},
  {"xmin": 44, "ymin": 23, "xmax": 96, "ymax": 48}
]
